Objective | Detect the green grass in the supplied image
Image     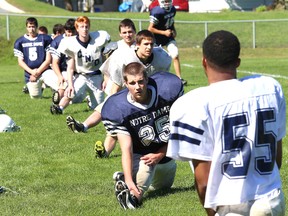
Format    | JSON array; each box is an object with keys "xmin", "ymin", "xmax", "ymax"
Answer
[{"xmin": 0, "ymin": 1, "xmax": 288, "ymax": 215}]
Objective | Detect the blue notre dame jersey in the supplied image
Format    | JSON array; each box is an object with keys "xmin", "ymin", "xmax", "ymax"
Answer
[
  {"xmin": 102, "ymin": 72, "xmax": 183, "ymax": 163},
  {"xmin": 14, "ymin": 34, "xmax": 52, "ymax": 81},
  {"xmin": 149, "ymin": 5, "xmax": 176, "ymax": 46},
  {"xmin": 49, "ymin": 34, "xmax": 68, "ymax": 72}
]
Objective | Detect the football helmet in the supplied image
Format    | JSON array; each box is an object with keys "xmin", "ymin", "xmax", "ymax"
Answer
[
  {"xmin": 0, "ymin": 114, "xmax": 21, "ymax": 132},
  {"xmin": 158, "ymin": 0, "xmax": 173, "ymax": 11}
]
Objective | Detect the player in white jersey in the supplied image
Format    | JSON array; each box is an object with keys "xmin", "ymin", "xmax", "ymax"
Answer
[
  {"xmin": 50, "ymin": 16, "xmax": 110, "ymax": 115},
  {"xmin": 167, "ymin": 30, "xmax": 286, "ymax": 215},
  {"xmin": 108, "ymin": 30, "xmax": 171, "ymax": 89}
]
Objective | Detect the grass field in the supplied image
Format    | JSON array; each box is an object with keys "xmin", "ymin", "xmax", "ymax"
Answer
[{"xmin": 0, "ymin": 1, "xmax": 288, "ymax": 215}]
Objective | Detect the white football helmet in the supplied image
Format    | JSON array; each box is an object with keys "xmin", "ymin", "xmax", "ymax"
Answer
[
  {"xmin": 158, "ymin": 0, "xmax": 173, "ymax": 11},
  {"xmin": 0, "ymin": 114, "xmax": 21, "ymax": 133}
]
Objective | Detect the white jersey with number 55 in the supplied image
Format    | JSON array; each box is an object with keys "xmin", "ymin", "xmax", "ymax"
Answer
[
  {"xmin": 57, "ymin": 30, "xmax": 110, "ymax": 74},
  {"xmin": 167, "ymin": 75, "xmax": 286, "ymax": 209}
]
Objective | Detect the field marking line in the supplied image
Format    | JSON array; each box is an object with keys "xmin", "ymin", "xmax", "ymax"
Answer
[{"xmin": 182, "ymin": 63, "xmax": 288, "ymax": 80}]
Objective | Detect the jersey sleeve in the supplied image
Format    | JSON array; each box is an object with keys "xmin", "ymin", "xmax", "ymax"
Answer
[
  {"xmin": 274, "ymin": 79, "xmax": 286, "ymax": 140},
  {"xmin": 13, "ymin": 37, "xmax": 24, "ymax": 59},
  {"xmin": 57, "ymin": 36, "xmax": 75, "ymax": 58},
  {"xmin": 49, "ymin": 35, "xmax": 62, "ymax": 59},
  {"xmin": 149, "ymin": 7, "xmax": 161, "ymax": 24},
  {"xmin": 167, "ymin": 88, "xmax": 214, "ymax": 161},
  {"xmin": 101, "ymin": 93, "xmax": 130, "ymax": 136}
]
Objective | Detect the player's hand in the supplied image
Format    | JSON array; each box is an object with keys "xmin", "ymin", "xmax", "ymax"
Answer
[
  {"xmin": 34, "ymin": 69, "xmax": 41, "ymax": 78},
  {"xmin": 29, "ymin": 75, "xmax": 37, "ymax": 82},
  {"xmin": 57, "ymin": 75, "xmax": 65, "ymax": 87},
  {"xmin": 126, "ymin": 180, "xmax": 141, "ymax": 195},
  {"xmin": 140, "ymin": 153, "xmax": 162, "ymax": 166},
  {"xmin": 164, "ymin": 29, "xmax": 172, "ymax": 37},
  {"xmin": 64, "ymin": 86, "xmax": 74, "ymax": 99}
]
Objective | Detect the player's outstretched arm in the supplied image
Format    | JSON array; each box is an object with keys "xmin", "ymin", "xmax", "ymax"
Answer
[
  {"xmin": 64, "ymin": 57, "xmax": 75, "ymax": 98},
  {"xmin": 118, "ymin": 133, "xmax": 141, "ymax": 196}
]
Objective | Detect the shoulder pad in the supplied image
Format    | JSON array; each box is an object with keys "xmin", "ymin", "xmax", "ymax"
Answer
[{"xmin": 103, "ymin": 42, "xmax": 118, "ymax": 56}]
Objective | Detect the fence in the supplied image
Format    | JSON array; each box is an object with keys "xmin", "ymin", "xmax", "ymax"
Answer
[{"xmin": 1, "ymin": 13, "xmax": 288, "ymax": 49}]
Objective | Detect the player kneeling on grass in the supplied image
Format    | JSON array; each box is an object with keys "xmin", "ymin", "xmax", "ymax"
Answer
[
  {"xmin": 14, "ymin": 17, "xmax": 59, "ymax": 99},
  {"xmin": 101, "ymin": 62, "xmax": 183, "ymax": 209},
  {"xmin": 50, "ymin": 16, "xmax": 110, "ymax": 115}
]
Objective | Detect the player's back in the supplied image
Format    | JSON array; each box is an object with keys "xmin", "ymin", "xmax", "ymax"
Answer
[{"xmin": 171, "ymin": 75, "xmax": 285, "ymax": 208}]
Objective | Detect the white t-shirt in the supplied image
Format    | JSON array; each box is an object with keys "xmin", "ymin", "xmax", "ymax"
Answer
[{"xmin": 107, "ymin": 45, "xmax": 172, "ymax": 87}]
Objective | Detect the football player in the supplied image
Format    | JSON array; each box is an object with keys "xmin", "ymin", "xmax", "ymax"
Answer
[
  {"xmin": 102, "ymin": 62, "xmax": 183, "ymax": 209},
  {"xmin": 49, "ymin": 18, "xmax": 83, "ymax": 104},
  {"xmin": 14, "ymin": 17, "xmax": 58, "ymax": 99},
  {"xmin": 148, "ymin": 0, "xmax": 187, "ymax": 85},
  {"xmin": 50, "ymin": 16, "xmax": 110, "ymax": 114},
  {"xmin": 167, "ymin": 30, "xmax": 286, "ymax": 215}
]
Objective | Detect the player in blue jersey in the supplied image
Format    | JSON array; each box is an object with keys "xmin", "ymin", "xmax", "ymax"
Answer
[
  {"xmin": 148, "ymin": 0, "xmax": 187, "ymax": 85},
  {"xmin": 50, "ymin": 16, "xmax": 110, "ymax": 114},
  {"xmin": 49, "ymin": 18, "xmax": 81, "ymax": 104},
  {"xmin": 14, "ymin": 17, "xmax": 58, "ymax": 99},
  {"xmin": 101, "ymin": 62, "xmax": 183, "ymax": 209},
  {"xmin": 167, "ymin": 30, "xmax": 286, "ymax": 215}
]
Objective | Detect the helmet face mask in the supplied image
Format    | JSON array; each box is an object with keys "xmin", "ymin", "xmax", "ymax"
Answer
[{"xmin": 158, "ymin": 0, "xmax": 173, "ymax": 11}]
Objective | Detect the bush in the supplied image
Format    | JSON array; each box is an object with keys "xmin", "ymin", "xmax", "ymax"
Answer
[{"xmin": 255, "ymin": 5, "xmax": 268, "ymax": 12}]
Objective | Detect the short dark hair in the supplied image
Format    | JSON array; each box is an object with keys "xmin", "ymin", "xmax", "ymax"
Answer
[
  {"xmin": 26, "ymin": 17, "xmax": 38, "ymax": 28},
  {"xmin": 53, "ymin": 23, "xmax": 64, "ymax": 35},
  {"xmin": 119, "ymin": 18, "xmax": 136, "ymax": 33},
  {"xmin": 203, "ymin": 30, "xmax": 240, "ymax": 69},
  {"xmin": 136, "ymin": 30, "xmax": 154, "ymax": 45},
  {"xmin": 38, "ymin": 26, "xmax": 48, "ymax": 34},
  {"xmin": 123, "ymin": 62, "xmax": 147, "ymax": 82},
  {"xmin": 64, "ymin": 18, "xmax": 76, "ymax": 31}
]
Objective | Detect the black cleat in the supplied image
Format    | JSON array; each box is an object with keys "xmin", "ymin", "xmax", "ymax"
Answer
[{"xmin": 66, "ymin": 115, "xmax": 85, "ymax": 133}]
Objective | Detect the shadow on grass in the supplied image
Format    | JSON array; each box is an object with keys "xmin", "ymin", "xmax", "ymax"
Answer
[
  {"xmin": 145, "ymin": 184, "xmax": 195, "ymax": 200},
  {"xmin": 0, "ymin": 81, "xmax": 21, "ymax": 84}
]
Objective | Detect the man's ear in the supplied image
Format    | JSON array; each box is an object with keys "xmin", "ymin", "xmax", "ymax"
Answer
[
  {"xmin": 236, "ymin": 58, "xmax": 241, "ymax": 68},
  {"xmin": 202, "ymin": 57, "xmax": 207, "ymax": 69}
]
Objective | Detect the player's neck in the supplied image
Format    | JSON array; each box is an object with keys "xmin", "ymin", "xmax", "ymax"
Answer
[
  {"xmin": 207, "ymin": 70, "xmax": 237, "ymax": 84},
  {"xmin": 27, "ymin": 32, "xmax": 37, "ymax": 38},
  {"xmin": 141, "ymin": 89, "xmax": 152, "ymax": 105},
  {"xmin": 78, "ymin": 34, "xmax": 90, "ymax": 43}
]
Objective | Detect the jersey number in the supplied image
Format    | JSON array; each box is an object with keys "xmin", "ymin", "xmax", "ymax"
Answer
[
  {"xmin": 222, "ymin": 109, "xmax": 276, "ymax": 179},
  {"xmin": 138, "ymin": 115, "xmax": 170, "ymax": 146},
  {"xmin": 29, "ymin": 47, "xmax": 37, "ymax": 61}
]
